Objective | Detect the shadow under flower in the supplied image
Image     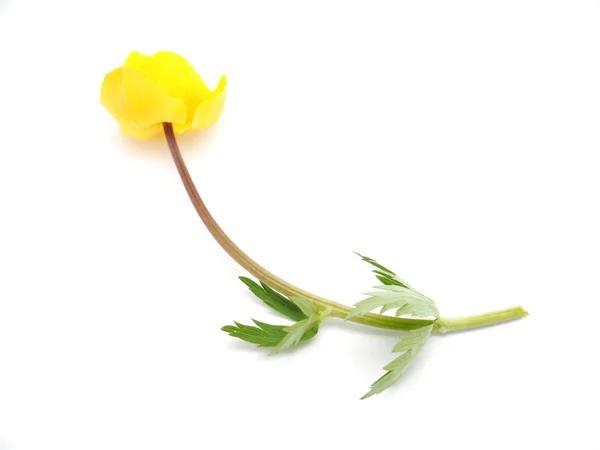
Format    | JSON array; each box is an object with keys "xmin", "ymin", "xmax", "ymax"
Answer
[{"xmin": 118, "ymin": 126, "xmax": 220, "ymax": 163}]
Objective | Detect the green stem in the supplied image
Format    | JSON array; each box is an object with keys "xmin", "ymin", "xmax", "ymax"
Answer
[
  {"xmin": 162, "ymin": 123, "xmax": 527, "ymax": 333},
  {"xmin": 436, "ymin": 306, "xmax": 529, "ymax": 333}
]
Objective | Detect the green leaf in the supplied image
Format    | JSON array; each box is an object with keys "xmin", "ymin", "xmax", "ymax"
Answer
[
  {"xmin": 221, "ymin": 319, "xmax": 318, "ymax": 348},
  {"xmin": 350, "ymin": 254, "xmax": 439, "ymax": 319},
  {"xmin": 354, "ymin": 252, "xmax": 398, "ymax": 276},
  {"xmin": 348, "ymin": 287, "xmax": 439, "ymax": 319},
  {"xmin": 271, "ymin": 315, "xmax": 321, "ymax": 354},
  {"xmin": 362, "ymin": 324, "xmax": 433, "ymax": 399},
  {"xmin": 224, "ymin": 284, "xmax": 322, "ymax": 350},
  {"xmin": 221, "ymin": 320, "xmax": 286, "ymax": 347},
  {"xmin": 289, "ymin": 296, "xmax": 317, "ymax": 318},
  {"xmin": 354, "ymin": 252, "xmax": 414, "ymax": 289},
  {"xmin": 239, "ymin": 276, "xmax": 307, "ymax": 321}
]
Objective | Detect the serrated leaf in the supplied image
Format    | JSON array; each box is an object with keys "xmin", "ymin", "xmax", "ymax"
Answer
[
  {"xmin": 239, "ymin": 277, "xmax": 307, "ymax": 321},
  {"xmin": 351, "ymin": 254, "xmax": 440, "ymax": 319},
  {"xmin": 355, "ymin": 252, "xmax": 414, "ymax": 289},
  {"xmin": 348, "ymin": 285, "xmax": 439, "ymax": 319},
  {"xmin": 354, "ymin": 252, "xmax": 397, "ymax": 276},
  {"xmin": 222, "ymin": 318, "xmax": 318, "ymax": 348},
  {"xmin": 221, "ymin": 320, "xmax": 287, "ymax": 347},
  {"xmin": 271, "ymin": 316, "xmax": 321, "ymax": 354},
  {"xmin": 289, "ymin": 296, "xmax": 317, "ymax": 318},
  {"xmin": 392, "ymin": 324, "xmax": 433, "ymax": 353},
  {"xmin": 362, "ymin": 324, "xmax": 433, "ymax": 399},
  {"xmin": 228, "ymin": 279, "xmax": 324, "ymax": 351},
  {"xmin": 346, "ymin": 296, "xmax": 395, "ymax": 319}
]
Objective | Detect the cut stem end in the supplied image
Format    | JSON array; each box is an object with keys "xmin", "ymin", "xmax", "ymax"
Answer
[{"xmin": 436, "ymin": 306, "xmax": 528, "ymax": 333}]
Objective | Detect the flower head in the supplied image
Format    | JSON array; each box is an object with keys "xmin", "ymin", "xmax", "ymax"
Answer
[{"xmin": 100, "ymin": 51, "xmax": 226, "ymax": 140}]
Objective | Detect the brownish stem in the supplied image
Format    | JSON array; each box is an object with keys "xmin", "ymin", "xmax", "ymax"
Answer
[{"xmin": 162, "ymin": 122, "xmax": 433, "ymax": 331}]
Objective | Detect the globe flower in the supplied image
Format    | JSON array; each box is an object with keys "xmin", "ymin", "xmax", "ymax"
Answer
[
  {"xmin": 100, "ymin": 51, "xmax": 226, "ymax": 140},
  {"xmin": 101, "ymin": 52, "xmax": 527, "ymax": 398}
]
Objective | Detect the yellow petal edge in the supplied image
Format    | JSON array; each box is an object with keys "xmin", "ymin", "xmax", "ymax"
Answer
[{"xmin": 100, "ymin": 51, "xmax": 226, "ymax": 140}]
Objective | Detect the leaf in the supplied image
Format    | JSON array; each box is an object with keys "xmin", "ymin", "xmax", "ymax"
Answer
[
  {"xmin": 289, "ymin": 295, "xmax": 317, "ymax": 318},
  {"xmin": 354, "ymin": 252, "xmax": 414, "ymax": 289},
  {"xmin": 392, "ymin": 324, "xmax": 432, "ymax": 353},
  {"xmin": 272, "ymin": 315, "xmax": 321, "ymax": 354},
  {"xmin": 271, "ymin": 296, "xmax": 323, "ymax": 353},
  {"xmin": 348, "ymin": 286, "xmax": 439, "ymax": 319},
  {"xmin": 362, "ymin": 324, "xmax": 433, "ymax": 399},
  {"xmin": 350, "ymin": 254, "xmax": 439, "ymax": 319},
  {"xmin": 221, "ymin": 319, "xmax": 318, "ymax": 348},
  {"xmin": 221, "ymin": 320, "xmax": 286, "ymax": 347},
  {"xmin": 225, "ymin": 282, "xmax": 322, "ymax": 350},
  {"xmin": 239, "ymin": 276, "xmax": 307, "ymax": 321}
]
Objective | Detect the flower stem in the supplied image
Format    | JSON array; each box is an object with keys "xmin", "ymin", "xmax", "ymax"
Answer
[
  {"xmin": 436, "ymin": 306, "xmax": 528, "ymax": 333},
  {"xmin": 162, "ymin": 123, "xmax": 527, "ymax": 333}
]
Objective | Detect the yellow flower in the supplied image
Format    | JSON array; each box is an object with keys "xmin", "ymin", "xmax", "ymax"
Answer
[{"xmin": 100, "ymin": 51, "xmax": 226, "ymax": 140}]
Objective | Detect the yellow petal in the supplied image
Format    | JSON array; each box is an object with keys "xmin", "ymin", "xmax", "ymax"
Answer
[
  {"xmin": 187, "ymin": 75, "xmax": 227, "ymax": 132},
  {"xmin": 100, "ymin": 67, "xmax": 186, "ymax": 140},
  {"xmin": 123, "ymin": 51, "xmax": 213, "ymax": 126}
]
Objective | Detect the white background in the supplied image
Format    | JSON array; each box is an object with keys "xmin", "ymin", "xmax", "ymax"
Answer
[{"xmin": 1, "ymin": 0, "xmax": 599, "ymax": 449}]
